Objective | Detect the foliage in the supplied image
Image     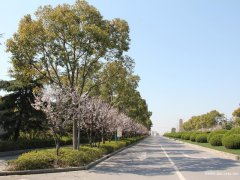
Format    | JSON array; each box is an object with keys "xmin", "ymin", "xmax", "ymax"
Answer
[
  {"xmin": 209, "ymin": 134, "xmax": 224, "ymax": 146},
  {"xmin": 180, "ymin": 132, "xmax": 192, "ymax": 140},
  {"xmin": 32, "ymin": 87, "xmax": 149, "ymax": 150},
  {"xmin": 6, "ymin": 0, "xmax": 151, "ymax": 149},
  {"xmin": 8, "ymin": 150, "xmax": 56, "ymax": 170},
  {"xmin": 232, "ymin": 108, "xmax": 240, "ymax": 127},
  {"xmin": 8, "ymin": 137, "xmax": 144, "ymax": 171},
  {"xmin": 95, "ymin": 60, "xmax": 152, "ymax": 129},
  {"xmin": 100, "ymin": 141, "xmax": 126, "ymax": 153},
  {"xmin": 195, "ymin": 134, "xmax": 208, "ymax": 143},
  {"xmin": 207, "ymin": 129, "xmax": 228, "ymax": 142},
  {"xmin": 222, "ymin": 134, "xmax": 240, "ymax": 149},
  {"xmin": 0, "ymin": 80, "xmax": 45, "ymax": 141},
  {"xmin": 190, "ymin": 132, "xmax": 201, "ymax": 142},
  {"xmin": 0, "ymin": 136, "xmax": 73, "ymax": 152},
  {"xmin": 163, "ymin": 132, "xmax": 183, "ymax": 138},
  {"xmin": 32, "ymin": 87, "xmax": 73, "ymax": 155},
  {"xmin": 223, "ymin": 127, "xmax": 240, "ymax": 137},
  {"xmin": 183, "ymin": 110, "xmax": 223, "ymax": 131}
]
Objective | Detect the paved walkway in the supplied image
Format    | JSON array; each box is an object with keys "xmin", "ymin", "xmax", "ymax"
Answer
[
  {"xmin": 0, "ymin": 155, "xmax": 18, "ymax": 171},
  {"xmin": 1, "ymin": 136, "xmax": 240, "ymax": 180}
]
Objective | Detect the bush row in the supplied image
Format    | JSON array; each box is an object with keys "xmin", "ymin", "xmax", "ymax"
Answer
[
  {"xmin": 164, "ymin": 127, "xmax": 240, "ymax": 149},
  {"xmin": 164, "ymin": 132, "xmax": 209, "ymax": 143},
  {"xmin": 0, "ymin": 136, "xmax": 90, "ymax": 152},
  {"xmin": 7, "ymin": 136, "xmax": 145, "ymax": 171}
]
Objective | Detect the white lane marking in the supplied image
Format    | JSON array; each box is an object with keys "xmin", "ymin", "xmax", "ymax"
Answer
[
  {"xmin": 160, "ymin": 145, "xmax": 186, "ymax": 180},
  {"xmin": 182, "ymin": 153, "xmax": 210, "ymax": 159},
  {"xmin": 138, "ymin": 152, "xmax": 147, "ymax": 161}
]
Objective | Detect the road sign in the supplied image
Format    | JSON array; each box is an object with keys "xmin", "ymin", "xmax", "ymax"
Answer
[{"xmin": 117, "ymin": 127, "xmax": 122, "ymax": 137}]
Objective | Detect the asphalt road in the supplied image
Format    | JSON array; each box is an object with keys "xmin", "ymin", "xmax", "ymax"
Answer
[{"xmin": 1, "ymin": 136, "xmax": 240, "ymax": 180}]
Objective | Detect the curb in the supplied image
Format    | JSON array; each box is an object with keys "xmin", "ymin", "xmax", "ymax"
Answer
[
  {"xmin": 0, "ymin": 137, "xmax": 147, "ymax": 176},
  {"xmin": 165, "ymin": 137, "xmax": 240, "ymax": 161}
]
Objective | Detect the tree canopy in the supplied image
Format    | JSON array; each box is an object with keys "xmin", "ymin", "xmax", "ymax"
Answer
[
  {"xmin": 183, "ymin": 110, "xmax": 223, "ymax": 131},
  {"xmin": 3, "ymin": 0, "xmax": 152, "ymax": 147}
]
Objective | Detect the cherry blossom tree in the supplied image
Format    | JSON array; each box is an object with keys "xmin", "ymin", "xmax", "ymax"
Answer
[
  {"xmin": 33, "ymin": 86, "xmax": 149, "ymax": 152},
  {"xmin": 32, "ymin": 87, "xmax": 72, "ymax": 155}
]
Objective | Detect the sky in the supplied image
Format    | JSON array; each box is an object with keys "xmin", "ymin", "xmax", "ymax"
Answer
[{"xmin": 1, "ymin": 0, "xmax": 240, "ymax": 134}]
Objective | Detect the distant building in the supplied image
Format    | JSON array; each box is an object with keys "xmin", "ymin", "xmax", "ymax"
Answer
[
  {"xmin": 151, "ymin": 131, "xmax": 159, "ymax": 136},
  {"xmin": 179, "ymin": 119, "xmax": 184, "ymax": 132},
  {"xmin": 171, "ymin": 127, "xmax": 176, "ymax": 133}
]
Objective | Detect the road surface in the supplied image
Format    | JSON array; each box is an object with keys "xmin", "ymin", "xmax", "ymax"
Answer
[{"xmin": 1, "ymin": 136, "xmax": 240, "ymax": 180}]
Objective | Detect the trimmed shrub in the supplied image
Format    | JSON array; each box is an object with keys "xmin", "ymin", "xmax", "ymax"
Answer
[
  {"xmin": 181, "ymin": 132, "xmax": 192, "ymax": 140},
  {"xmin": 222, "ymin": 134, "xmax": 240, "ymax": 149},
  {"xmin": 190, "ymin": 132, "xmax": 201, "ymax": 142},
  {"xmin": 8, "ymin": 150, "xmax": 56, "ymax": 170},
  {"xmin": 100, "ymin": 141, "xmax": 126, "ymax": 153},
  {"xmin": 207, "ymin": 129, "xmax": 228, "ymax": 142},
  {"xmin": 163, "ymin": 132, "xmax": 183, "ymax": 139},
  {"xmin": 80, "ymin": 146, "xmax": 106, "ymax": 159},
  {"xmin": 224, "ymin": 127, "xmax": 240, "ymax": 137},
  {"xmin": 174, "ymin": 132, "xmax": 183, "ymax": 138},
  {"xmin": 195, "ymin": 134, "xmax": 208, "ymax": 143},
  {"xmin": 209, "ymin": 134, "xmax": 224, "ymax": 146},
  {"xmin": 7, "ymin": 137, "xmax": 144, "ymax": 171},
  {"xmin": 59, "ymin": 149, "xmax": 91, "ymax": 167}
]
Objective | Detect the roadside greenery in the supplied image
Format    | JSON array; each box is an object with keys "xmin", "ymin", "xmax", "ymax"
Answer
[
  {"xmin": 0, "ymin": 136, "xmax": 80, "ymax": 152},
  {"xmin": 182, "ymin": 110, "xmax": 224, "ymax": 131},
  {"xmin": 195, "ymin": 133, "xmax": 208, "ymax": 143},
  {"xmin": 0, "ymin": 0, "xmax": 152, "ymax": 153},
  {"xmin": 164, "ymin": 127, "xmax": 240, "ymax": 150},
  {"xmin": 7, "ymin": 136, "xmax": 144, "ymax": 171},
  {"xmin": 209, "ymin": 134, "xmax": 224, "ymax": 146}
]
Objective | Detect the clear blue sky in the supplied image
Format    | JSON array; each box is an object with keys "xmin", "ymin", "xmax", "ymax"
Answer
[{"xmin": 1, "ymin": 0, "xmax": 240, "ymax": 134}]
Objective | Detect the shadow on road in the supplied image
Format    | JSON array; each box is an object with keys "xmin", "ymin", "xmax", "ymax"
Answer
[{"xmin": 89, "ymin": 137, "xmax": 240, "ymax": 176}]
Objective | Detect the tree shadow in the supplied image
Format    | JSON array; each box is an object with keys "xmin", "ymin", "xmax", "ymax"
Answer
[{"xmin": 89, "ymin": 137, "xmax": 240, "ymax": 176}]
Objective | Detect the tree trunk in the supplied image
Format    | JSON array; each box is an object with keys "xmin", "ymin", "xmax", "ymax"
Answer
[
  {"xmin": 73, "ymin": 119, "xmax": 78, "ymax": 149},
  {"xmin": 77, "ymin": 125, "xmax": 81, "ymax": 150},
  {"xmin": 13, "ymin": 117, "xmax": 22, "ymax": 141},
  {"xmin": 56, "ymin": 141, "xmax": 60, "ymax": 156}
]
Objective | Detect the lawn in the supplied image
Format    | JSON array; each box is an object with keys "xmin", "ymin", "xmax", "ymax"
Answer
[{"xmin": 178, "ymin": 139, "xmax": 240, "ymax": 156}]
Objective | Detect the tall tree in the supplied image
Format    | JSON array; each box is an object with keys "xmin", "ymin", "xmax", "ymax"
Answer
[
  {"xmin": 183, "ymin": 110, "xmax": 223, "ymax": 131},
  {"xmin": 93, "ymin": 58, "xmax": 152, "ymax": 129},
  {"xmin": 6, "ymin": 0, "xmax": 130, "ymax": 149},
  {"xmin": 232, "ymin": 107, "xmax": 240, "ymax": 127},
  {"xmin": 0, "ymin": 80, "xmax": 45, "ymax": 141}
]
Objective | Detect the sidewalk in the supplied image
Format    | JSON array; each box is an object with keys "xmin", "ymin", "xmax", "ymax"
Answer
[{"xmin": 0, "ymin": 155, "xmax": 18, "ymax": 171}]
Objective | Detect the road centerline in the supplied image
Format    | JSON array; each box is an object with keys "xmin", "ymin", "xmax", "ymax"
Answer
[{"xmin": 160, "ymin": 144, "xmax": 186, "ymax": 180}]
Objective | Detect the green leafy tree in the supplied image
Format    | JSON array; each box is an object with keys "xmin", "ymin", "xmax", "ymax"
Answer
[
  {"xmin": 6, "ymin": 0, "xmax": 130, "ymax": 149},
  {"xmin": 232, "ymin": 107, "xmax": 240, "ymax": 127},
  {"xmin": 0, "ymin": 80, "xmax": 46, "ymax": 141},
  {"xmin": 183, "ymin": 110, "xmax": 223, "ymax": 131},
  {"xmin": 92, "ymin": 58, "xmax": 152, "ymax": 129}
]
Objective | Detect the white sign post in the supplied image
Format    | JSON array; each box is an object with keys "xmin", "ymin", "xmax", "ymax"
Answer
[{"xmin": 117, "ymin": 127, "xmax": 122, "ymax": 138}]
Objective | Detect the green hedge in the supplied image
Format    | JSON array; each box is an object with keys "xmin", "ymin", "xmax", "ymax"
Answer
[
  {"xmin": 195, "ymin": 134, "xmax": 208, "ymax": 143},
  {"xmin": 181, "ymin": 132, "xmax": 192, "ymax": 140},
  {"xmin": 207, "ymin": 129, "xmax": 228, "ymax": 142},
  {"xmin": 209, "ymin": 134, "xmax": 224, "ymax": 146},
  {"xmin": 164, "ymin": 128, "xmax": 240, "ymax": 149},
  {"xmin": 224, "ymin": 127, "xmax": 240, "ymax": 137},
  {"xmin": 163, "ymin": 132, "xmax": 183, "ymax": 138},
  {"xmin": 190, "ymin": 132, "xmax": 201, "ymax": 142},
  {"xmin": 100, "ymin": 141, "xmax": 126, "ymax": 154},
  {"xmin": 0, "ymin": 136, "xmax": 74, "ymax": 152},
  {"xmin": 7, "ymin": 136, "xmax": 144, "ymax": 171},
  {"xmin": 8, "ymin": 150, "xmax": 56, "ymax": 170},
  {"xmin": 222, "ymin": 134, "xmax": 240, "ymax": 149}
]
